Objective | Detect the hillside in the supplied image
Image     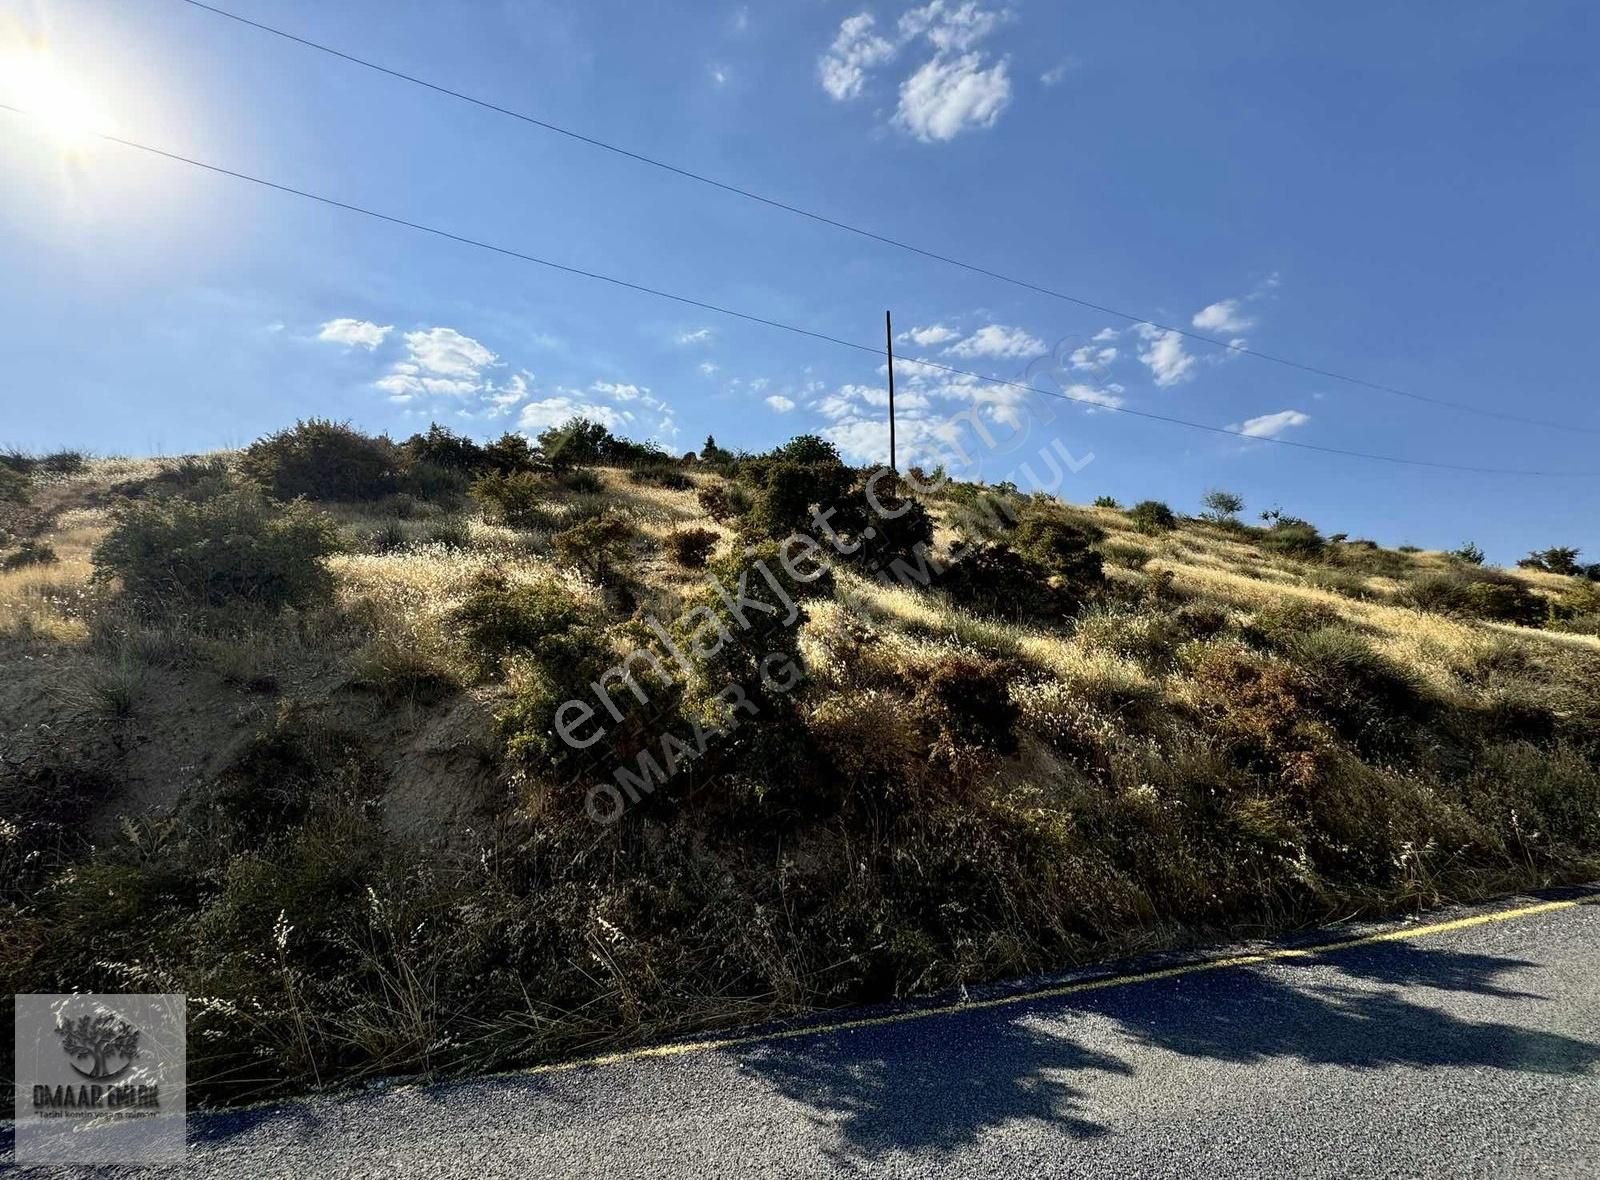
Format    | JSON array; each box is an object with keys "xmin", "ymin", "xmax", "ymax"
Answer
[{"xmin": 3, "ymin": 420, "xmax": 1598, "ymax": 1104}]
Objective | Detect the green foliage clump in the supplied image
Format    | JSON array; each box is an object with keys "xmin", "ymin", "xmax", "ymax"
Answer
[
  {"xmin": 1258, "ymin": 513, "xmax": 1325, "ymax": 560},
  {"xmin": 471, "ymin": 470, "xmax": 555, "ymax": 529},
  {"xmin": 92, "ymin": 488, "xmax": 339, "ymax": 612},
  {"xmin": 915, "ymin": 651, "xmax": 1021, "ymax": 756},
  {"xmin": 241, "ymin": 419, "xmax": 401, "ymax": 501},
  {"xmin": 1, "ymin": 540, "xmax": 58, "ymax": 571},
  {"xmin": 1128, "ymin": 499, "xmax": 1177, "ymax": 534},
  {"xmin": 744, "ymin": 458, "xmax": 853, "ymax": 540},
  {"xmin": 1092, "ymin": 495, "xmax": 1120, "ymax": 509},
  {"xmin": 552, "ymin": 510, "xmax": 635, "ymax": 581},
  {"xmin": 665, "ymin": 527, "xmax": 719, "ymax": 569},
  {"xmin": 849, "ymin": 491, "xmax": 938, "ymax": 585},
  {"xmin": 1400, "ymin": 569, "xmax": 1543, "ymax": 626},
  {"xmin": 1451, "ymin": 542, "xmax": 1485, "ymax": 565},
  {"xmin": 941, "ymin": 543, "xmax": 1071, "ymax": 624},
  {"xmin": 401, "ymin": 424, "xmax": 486, "ymax": 473},
  {"xmin": 1200, "ymin": 489, "xmax": 1245, "ymax": 525},
  {"xmin": 628, "ymin": 463, "xmax": 693, "ymax": 490},
  {"xmin": 1518, "ymin": 546, "xmax": 1583, "ymax": 576},
  {"xmin": 536, "ymin": 417, "xmax": 662, "ymax": 472},
  {"xmin": 696, "ymin": 482, "xmax": 748, "ymax": 524},
  {"xmin": 1011, "ymin": 510, "xmax": 1106, "ymax": 587},
  {"xmin": 449, "ymin": 569, "xmax": 600, "ymax": 680}
]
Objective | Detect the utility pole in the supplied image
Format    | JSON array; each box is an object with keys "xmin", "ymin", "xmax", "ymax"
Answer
[{"xmin": 885, "ymin": 309, "xmax": 897, "ymax": 472}]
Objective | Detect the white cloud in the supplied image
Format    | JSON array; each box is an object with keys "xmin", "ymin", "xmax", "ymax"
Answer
[
  {"xmin": 1069, "ymin": 344, "xmax": 1118, "ymax": 370},
  {"xmin": 1233, "ymin": 409, "xmax": 1309, "ymax": 439},
  {"xmin": 373, "ymin": 326, "xmax": 498, "ymax": 402},
  {"xmin": 518, "ymin": 398, "xmax": 633, "ymax": 433},
  {"xmin": 710, "ymin": 64, "xmax": 729, "ymax": 86},
  {"xmin": 819, "ymin": 13, "xmax": 896, "ymax": 101},
  {"xmin": 946, "ymin": 323, "xmax": 1045, "ymax": 359},
  {"xmin": 1192, "ymin": 298, "xmax": 1255, "ymax": 335},
  {"xmin": 1135, "ymin": 324, "xmax": 1196, "ymax": 387},
  {"xmin": 1041, "ymin": 64, "xmax": 1068, "ymax": 86},
  {"xmin": 1092, "ymin": 326, "xmax": 1120, "ymax": 342},
  {"xmin": 1062, "ymin": 383, "xmax": 1125, "ymax": 411},
  {"xmin": 590, "ymin": 381, "xmax": 646, "ymax": 402},
  {"xmin": 699, "ymin": 361, "xmax": 720, "ymax": 376},
  {"xmin": 765, "ymin": 395, "xmax": 797, "ymax": 413},
  {"xmin": 900, "ymin": 323, "xmax": 961, "ymax": 347},
  {"xmin": 677, "ymin": 327, "xmax": 713, "ymax": 345},
  {"xmin": 898, "ymin": 1, "xmax": 1003, "ymax": 52},
  {"xmin": 317, "ymin": 318, "xmax": 392, "ymax": 350},
  {"xmin": 895, "ymin": 51, "xmax": 1011, "ymax": 141}
]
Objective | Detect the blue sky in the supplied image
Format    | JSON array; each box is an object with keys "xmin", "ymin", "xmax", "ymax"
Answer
[{"xmin": 2, "ymin": 0, "xmax": 1596, "ymax": 562}]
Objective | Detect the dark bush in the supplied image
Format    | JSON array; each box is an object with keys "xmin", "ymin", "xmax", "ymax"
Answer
[
  {"xmin": 1285, "ymin": 627, "xmax": 1428, "ymax": 758},
  {"xmin": 552, "ymin": 510, "xmax": 635, "ymax": 581},
  {"xmin": 564, "ymin": 469, "xmax": 604, "ymax": 495},
  {"xmin": 92, "ymin": 488, "xmax": 339, "ymax": 612},
  {"xmin": 402, "ymin": 460, "xmax": 472, "ymax": 504},
  {"xmin": 1128, "ymin": 500, "xmax": 1177, "ymax": 534},
  {"xmin": 1092, "ymin": 495, "xmax": 1120, "ymax": 508},
  {"xmin": 941, "ymin": 543, "xmax": 1071, "ymax": 623},
  {"xmin": 1, "ymin": 540, "xmax": 57, "ymax": 570},
  {"xmin": 665, "ymin": 527, "xmax": 719, "ymax": 569},
  {"xmin": 1012, "ymin": 511, "xmax": 1106, "ymax": 587},
  {"xmin": 240, "ymin": 419, "xmax": 401, "ymax": 501},
  {"xmin": 851, "ymin": 494, "xmax": 938, "ymax": 586},
  {"xmin": 915, "ymin": 652, "xmax": 1021, "ymax": 755},
  {"xmin": 772, "ymin": 434, "xmax": 843, "ymax": 466},
  {"xmin": 1400, "ymin": 569, "xmax": 1543, "ymax": 626},
  {"xmin": 0, "ymin": 465, "xmax": 28, "ymax": 504},
  {"xmin": 746, "ymin": 459, "xmax": 853, "ymax": 540},
  {"xmin": 449, "ymin": 569, "xmax": 600, "ymax": 680},
  {"xmin": 697, "ymin": 482, "xmax": 748, "ymax": 524},
  {"xmin": 629, "ymin": 463, "xmax": 693, "ymax": 491},
  {"xmin": 536, "ymin": 417, "xmax": 662, "ymax": 472},
  {"xmin": 472, "ymin": 471, "xmax": 554, "ymax": 529},
  {"xmin": 1451, "ymin": 542, "xmax": 1485, "ymax": 566},
  {"xmin": 401, "ymin": 424, "xmax": 486, "ymax": 473},
  {"xmin": 1259, "ymin": 520, "xmax": 1325, "ymax": 561},
  {"xmin": 482, "ymin": 432, "xmax": 540, "ymax": 475},
  {"xmin": 1519, "ymin": 546, "xmax": 1583, "ymax": 577}
]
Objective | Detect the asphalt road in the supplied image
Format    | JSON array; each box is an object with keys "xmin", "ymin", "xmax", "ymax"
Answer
[{"xmin": 8, "ymin": 891, "xmax": 1600, "ymax": 1178}]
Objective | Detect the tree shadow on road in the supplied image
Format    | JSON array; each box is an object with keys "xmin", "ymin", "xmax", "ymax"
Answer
[{"xmin": 734, "ymin": 936, "xmax": 1600, "ymax": 1166}]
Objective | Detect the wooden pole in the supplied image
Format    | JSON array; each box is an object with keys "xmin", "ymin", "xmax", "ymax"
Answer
[{"xmin": 885, "ymin": 309, "xmax": 897, "ymax": 472}]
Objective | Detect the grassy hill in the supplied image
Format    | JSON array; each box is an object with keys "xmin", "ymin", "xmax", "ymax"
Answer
[{"xmin": 3, "ymin": 420, "xmax": 1598, "ymax": 1103}]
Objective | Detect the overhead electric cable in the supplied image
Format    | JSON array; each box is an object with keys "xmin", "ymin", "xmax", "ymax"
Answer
[
  {"xmin": 174, "ymin": 0, "xmax": 1600, "ymax": 437},
  {"xmin": 2, "ymin": 102, "xmax": 1590, "ymax": 479}
]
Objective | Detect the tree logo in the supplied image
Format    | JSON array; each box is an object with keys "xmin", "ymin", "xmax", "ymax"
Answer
[{"xmin": 55, "ymin": 1013, "xmax": 141, "ymax": 1081}]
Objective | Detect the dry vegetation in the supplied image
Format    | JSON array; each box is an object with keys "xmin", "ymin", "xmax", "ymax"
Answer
[{"xmin": 2, "ymin": 424, "xmax": 1597, "ymax": 1104}]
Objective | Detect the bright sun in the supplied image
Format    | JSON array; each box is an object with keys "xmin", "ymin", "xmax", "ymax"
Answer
[{"xmin": 0, "ymin": 44, "xmax": 113, "ymax": 149}]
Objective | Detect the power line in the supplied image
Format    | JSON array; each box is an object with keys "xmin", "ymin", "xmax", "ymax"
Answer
[
  {"xmin": 1, "ymin": 102, "xmax": 1590, "ymax": 480},
  {"xmin": 175, "ymin": 0, "xmax": 1600, "ymax": 438}
]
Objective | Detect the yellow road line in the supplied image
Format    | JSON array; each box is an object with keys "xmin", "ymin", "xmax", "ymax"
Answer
[{"xmin": 525, "ymin": 894, "xmax": 1597, "ymax": 1076}]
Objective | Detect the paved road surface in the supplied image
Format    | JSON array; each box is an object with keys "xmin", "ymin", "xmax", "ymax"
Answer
[{"xmin": 8, "ymin": 891, "xmax": 1599, "ymax": 1177}]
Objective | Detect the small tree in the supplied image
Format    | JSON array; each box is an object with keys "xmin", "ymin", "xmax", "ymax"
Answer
[
  {"xmin": 1518, "ymin": 546, "xmax": 1582, "ymax": 576},
  {"xmin": 1200, "ymin": 489, "xmax": 1244, "ymax": 525},
  {"xmin": 1451, "ymin": 541, "xmax": 1485, "ymax": 566}
]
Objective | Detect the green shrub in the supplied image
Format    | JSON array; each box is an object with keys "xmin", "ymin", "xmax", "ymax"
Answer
[
  {"xmin": 1, "ymin": 540, "xmax": 58, "ymax": 570},
  {"xmin": 482, "ymin": 431, "xmax": 539, "ymax": 475},
  {"xmin": 536, "ymin": 417, "xmax": 661, "ymax": 472},
  {"xmin": 563, "ymin": 469, "xmax": 604, "ymax": 495},
  {"xmin": 1284, "ymin": 626, "xmax": 1428, "ymax": 757},
  {"xmin": 1451, "ymin": 542, "xmax": 1485, "ymax": 565},
  {"xmin": 697, "ymin": 483, "xmax": 736, "ymax": 523},
  {"xmin": 1200, "ymin": 489, "xmax": 1244, "ymax": 525},
  {"xmin": 850, "ymin": 494, "xmax": 937, "ymax": 585},
  {"xmin": 1128, "ymin": 500, "xmax": 1177, "ymax": 534},
  {"xmin": 941, "ymin": 543, "xmax": 1071, "ymax": 623},
  {"xmin": 629, "ymin": 463, "xmax": 693, "ymax": 491},
  {"xmin": 449, "ymin": 569, "xmax": 600, "ymax": 680},
  {"xmin": 402, "ymin": 460, "xmax": 472, "ymax": 504},
  {"xmin": 1102, "ymin": 541, "xmax": 1151, "ymax": 570},
  {"xmin": 401, "ymin": 424, "xmax": 486, "ymax": 473},
  {"xmin": 915, "ymin": 651, "xmax": 1021, "ymax": 756},
  {"xmin": 92, "ymin": 489, "xmax": 339, "ymax": 612},
  {"xmin": 1011, "ymin": 511, "xmax": 1106, "ymax": 586},
  {"xmin": 1260, "ymin": 520, "xmax": 1325, "ymax": 561},
  {"xmin": 1302, "ymin": 568, "xmax": 1372, "ymax": 600},
  {"xmin": 552, "ymin": 511, "xmax": 635, "ymax": 581},
  {"xmin": 1092, "ymin": 495, "xmax": 1119, "ymax": 509},
  {"xmin": 665, "ymin": 527, "xmax": 719, "ymax": 569},
  {"xmin": 745, "ymin": 459, "xmax": 852, "ymax": 540},
  {"xmin": 1518, "ymin": 546, "xmax": 1582, "ymax": 576},
  {"xmin": 0, "ymin": 465, "xmax": 28, "ymax": 504},
  {"xmin": 472, "ymin": 471, "xmax": 554, "ymax": 529},
  {"xmin": 1400, "ymin": 569, "xmax": 1543, "ymax": 626},
  {"xmin": 240, "ymin": 419, "xmax": 400, "ymax": 501}
]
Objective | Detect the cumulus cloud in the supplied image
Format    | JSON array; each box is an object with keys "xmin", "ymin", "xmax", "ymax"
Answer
[
  {"xmin": 898, "ymin": 1, "xmax": 1002, "ymax": 51},
  {"xmin": 1192, "ymin": 298, "xmax": 1255, "ymax": 334},
  {"xmin": 518, "ymin": 398, "xmax": 633, "ymax": 433},
  {"xmin": 317, "ymin": 318, "xmax": 392, "ymax": 350},
  {"xmin": 765, "ymin": 395, "xmax": 797, "ymax": 413},
  {"xmin": 900, "ymin": 323, "xmax": 960, "ymax": 347},
  {"xmin": 677, "ymin": 328, "xmax": 712, "ymax": 346},
  {"xmin": 1135, "ymin": 324, "xmax": 1196, "ymax": 387},
  {"xmin": 819, "ymin": 13, "xmax": 896, "ymax": 101},
  {"xmin": 1069, "ymin": 344, "xmax": 1118, "ymax": 370},
  {"xmin": 1062, "ymin": 382, "xmax": 1125, "ymax": 411},
  {"xmin": 946, "ymin": 324, "xmax": 1045, "ymax": 359},
  {"xmin": 895, "ymin": 52, "xmax": 1011, "ymax": 141},
  {"xmin": 373, "ymin": 326, "xmax": 498, "ymax": 402},
  {"xmin": 1233, "ymin": 409, "xmax": 1310, "ymax": 439}
]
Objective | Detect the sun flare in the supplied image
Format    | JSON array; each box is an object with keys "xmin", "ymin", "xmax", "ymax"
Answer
[{"xmin": 0, "ymin": 43, "xmax": 113, "ymax": 149}]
